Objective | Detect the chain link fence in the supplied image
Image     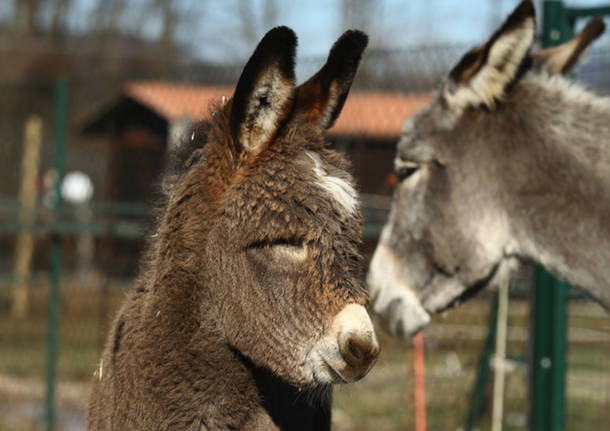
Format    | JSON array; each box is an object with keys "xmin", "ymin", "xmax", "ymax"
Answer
[{"xmin": 0, "ymin": 41, "xmax": 609, "ymax": 431}]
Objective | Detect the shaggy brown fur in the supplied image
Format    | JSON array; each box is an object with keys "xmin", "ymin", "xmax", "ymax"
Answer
[{"xmin": 87, "ymin": 27, "xmax": 374, "ymax": 430}]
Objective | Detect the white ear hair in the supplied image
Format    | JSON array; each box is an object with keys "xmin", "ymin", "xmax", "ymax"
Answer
[
  {"xmin": 443, "ymin": 1, "xmax": 536, "ymax": 111},
  {"xmin": 238, "ymin": 70, "xmax": 294, "ymax": 156},
  {"xmin": 229, "ymin": 26, "xmax": 297, "ymax": 160}
]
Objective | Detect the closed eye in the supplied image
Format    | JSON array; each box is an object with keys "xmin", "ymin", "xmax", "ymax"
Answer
[
  {"xmin": 272, "ymin": 242, "xmax": 307, "ymax": 260},
  {"xmin": 248, "ymin": 238, "xmax": 302, "ymax": 248},
  {"xmin": 271, "ymin": 238, "xmax": 303, "ymax": 248},
  {"xmin": 247, "ymin": 239, "xmax": 307, "ymax": 260}
]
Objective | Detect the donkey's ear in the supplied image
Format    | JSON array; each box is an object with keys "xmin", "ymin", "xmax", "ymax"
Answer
[
  {"xmin": 294, "ymin": 30, "xmax": 368, "ymax": 130},
  {"xmin": 443, "ymin": 0, "xmax": 535, "ymax": 110},
  {"xmin": 230, "ymin": 26, "xmax": 297, "ymax": 158},
  {"xmin": 531, "ymin": 18, "xmax": 605, "ymax": 74}
]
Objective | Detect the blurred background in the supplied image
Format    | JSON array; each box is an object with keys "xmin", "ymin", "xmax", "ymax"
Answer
[{"xmin": 1, "ymin": 0, "xmax": 610, "ymax": 430}]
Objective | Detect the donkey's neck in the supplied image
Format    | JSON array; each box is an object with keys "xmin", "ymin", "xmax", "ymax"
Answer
[
  {"xmin": 517, "ymin": 227, "xmax": 610, "ymax": 307},
  {"xmin": 509, "ymin": 75, "xmax": 610, "ymax": 306}
]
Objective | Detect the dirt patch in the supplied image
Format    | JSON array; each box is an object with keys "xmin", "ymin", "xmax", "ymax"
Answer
[{"xmin": 0, "ymin": 374, "xmax": 89, "ymax": 431}]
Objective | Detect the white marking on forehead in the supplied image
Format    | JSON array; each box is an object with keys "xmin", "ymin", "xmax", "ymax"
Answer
[{"xmin": 306, "ymin": 151, "xmax": 359, "ymax": 216}]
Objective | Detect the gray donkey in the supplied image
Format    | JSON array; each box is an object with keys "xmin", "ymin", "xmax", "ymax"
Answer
[
  {"xmin": 367, "ymin": 0, "xmax": 610, "ymax": 338},
  {"xmin": 87, "ymin": 27, "xmax": 379, "ymax": 430}
]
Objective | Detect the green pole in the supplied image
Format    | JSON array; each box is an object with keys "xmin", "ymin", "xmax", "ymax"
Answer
[
  {"xmin": 531, "ymin": 268, "xmax": 568, "ymax": 430},
  {"xmin": 530, "ymin": 3, "xmax": 571, "ymax": 430},
  {"xmin": 531, "ymin": 267, "xmax": 554, "ymax": 430},
  {"xmin": 45, "ymin": 77, "xmax": 67, "ymax": 431},
  {"xmin": 542, "ymin": 0, "xmax": 574, "ymax": 48},
  {"xmin": 550, "ymin": 279, "xmax": 568, "ymax": 431}
]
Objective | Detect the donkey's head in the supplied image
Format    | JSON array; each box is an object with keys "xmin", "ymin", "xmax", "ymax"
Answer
[
  {"xmin": 175, "ymin": 27, "xmax": 378, "ymax": 387},
  {"xmin": 367, "ymin": 0, "xmax": 606, "ymax": 338}
]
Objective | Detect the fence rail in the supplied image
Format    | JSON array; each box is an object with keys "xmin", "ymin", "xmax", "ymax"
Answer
[{"xmin": 1, "ymin": 32, "xmax": 610, "ymax": 429}]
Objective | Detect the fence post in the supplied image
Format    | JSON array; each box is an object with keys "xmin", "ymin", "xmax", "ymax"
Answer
[
  {"xmin": 12, "ymin": 115, "xmax": 43, "ymax": 318},
  {"xmin": 530, "ymin": 3, "xmax": 570, "ymax": 430},
  {"xmin": 491, "ymin": 280, "xmax": 510, "ymax": 431},
  {"xmin": 45, "ymin": 77, "xmax": 67, "ymax": 431}
]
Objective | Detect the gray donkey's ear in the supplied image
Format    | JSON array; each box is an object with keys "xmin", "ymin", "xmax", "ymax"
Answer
[
  {"xmin": 443, "ymin": 0, "xmax": 535, "ymax": 110},
  {"xmin": 531, "ymin": 18, "xmax": 605, "ymax": 74},
  {"xmin": 230, "ymin": 26, "xmax": 297, "ymax": 158},
  {"xmin": 294, "ymin": 30, "xmax": 368, "ymax": 130}
]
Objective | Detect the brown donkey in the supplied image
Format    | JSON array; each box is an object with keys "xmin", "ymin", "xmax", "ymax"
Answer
[
  {"xmin": 87, "ymin": 27, "xmax": 379, "ymax": 430},
  {"xmin": 367, "ymin": 0, "xmax": 610, "ymax": 338}
]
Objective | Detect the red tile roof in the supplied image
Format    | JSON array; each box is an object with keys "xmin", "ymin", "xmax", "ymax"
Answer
[
  {"xmin": 330, "ymin": 91, "xmax": 430, "ymax": 138},
  {"xmin": 124, "ymin": 82, "xmax": 233, "ymax": 122},
  {"xmin": 123, "ymin": 81, "xmax": 431, "ymax": 139}
]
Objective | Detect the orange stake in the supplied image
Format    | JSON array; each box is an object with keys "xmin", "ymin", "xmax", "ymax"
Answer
[{"xmin": 413, "ymin": 332, "xmax": 427, "ymax": 431}]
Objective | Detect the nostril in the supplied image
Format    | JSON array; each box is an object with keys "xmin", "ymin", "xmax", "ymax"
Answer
[
  {"xmin": 341, "ymin": 333, "xmax": 380, "ymax": 368},
  {"xmin": 348, "ymin": 338, "xmax": 366, "ymax": 361}
]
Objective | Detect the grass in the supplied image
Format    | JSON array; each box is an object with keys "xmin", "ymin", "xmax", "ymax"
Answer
[{"xmin": 0, "ymin": 285, "xmax": 609, "ymax": 430}]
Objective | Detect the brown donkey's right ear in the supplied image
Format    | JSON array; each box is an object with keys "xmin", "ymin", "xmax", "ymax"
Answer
[
  {"xmin": 531, "ymin": 18, "xmax": 605, "ymax": 74},
  {"xmin": 294, "ymin": 30, "xmax": 368, "ymax": 130},
  {"xmin": 230, "ymin": 26, "xmax": 297, "ymax": 160}
]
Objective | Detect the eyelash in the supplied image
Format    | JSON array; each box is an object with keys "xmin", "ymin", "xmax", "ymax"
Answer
[
  {"xmin": 247, "ymin": 238, "xmax": 304, "ymax": 250},
  {"xmin": 396, "ymin": 165, "xmax": 420, "ymax": 182}
]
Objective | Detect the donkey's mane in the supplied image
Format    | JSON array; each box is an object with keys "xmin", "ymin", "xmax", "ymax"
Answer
[
  {"xmin": 160, "ymin": 102, "xmax": 223, "ymax": 199},
  {"xmin": 135, "ymin": 101, "xmax": 223, "ymax": 290},
  {"xmin": 519, "ymin": 71, "xmax": 610, "ymax": 172},
  {"xmin": 527, "ymin": 69, "xmax": 610, "ymax": 111}
]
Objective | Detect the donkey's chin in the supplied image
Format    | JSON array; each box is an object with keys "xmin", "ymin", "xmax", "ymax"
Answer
[
  {"xmin": 420, "ymin": 276, "xmax": 468, "ymax": 314},
  {"xmin": 305, "ymin": 339, "xmax": 376, "ymax": 384},
  {"xmin": 426, "ymin": 280, "xmax": 486, "ymax": 314},
  {"xmin": 305, "ymin": 344, "xmax": 352, "ymax": 384},
  {"xmin": 368, "ymin": 277, "xmax": 431, "ymax": 339},
  {"xmin": 421, "ymin": 261, "xmax": 507, "ymax": 314}
]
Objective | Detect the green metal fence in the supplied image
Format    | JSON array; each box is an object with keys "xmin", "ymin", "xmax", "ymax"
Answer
[
  {"xmin": 531, "ymin": 3, "xmax": 610, "ymax": 430},
  {"xmin": 1, "ymin": 20, "xmax": 610, "ymax": 428}
]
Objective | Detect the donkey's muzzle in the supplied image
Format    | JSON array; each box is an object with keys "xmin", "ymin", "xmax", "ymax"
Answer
[
  {"xmin": 308, "ymin": 303, "xmax": 379, "ymax": 384},
  {"xmin": 367, "ymin": 240, "xmax": 431, "ymax": 339},
  {"xmin": 337, "ymin": 321, "xmax": 380, "ymax": 381}
]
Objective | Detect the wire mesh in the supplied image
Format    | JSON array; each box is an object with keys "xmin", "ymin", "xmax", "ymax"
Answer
[{"xmin": 0, "ymin": 40, "xmax": 608, "ymax": 430}]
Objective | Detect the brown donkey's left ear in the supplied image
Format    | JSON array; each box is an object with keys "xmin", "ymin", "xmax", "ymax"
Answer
[
  {"xmin": 531, "ymin": 17, "xmax": 605, "ymax": 74},
  {"xmin": 294, "ymin": 30, "xmax": 368, "ymax": 130},
  {"xmin": 230, "ymin": 26, "xmax": 297, "ymax": 159}
]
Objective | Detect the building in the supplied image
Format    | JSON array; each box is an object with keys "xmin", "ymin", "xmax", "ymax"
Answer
[
  {"xmin": 82, "ymin": 81, "xmax": 430, "ymax": 201},
  {"xmin": 80, "ymin": 82, "xmax": 430, "ymax": 273}
]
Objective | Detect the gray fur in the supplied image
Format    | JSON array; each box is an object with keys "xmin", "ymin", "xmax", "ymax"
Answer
[{"xmin": 368, "ymin": 0, "xmax": 610, "ymax": 338}]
